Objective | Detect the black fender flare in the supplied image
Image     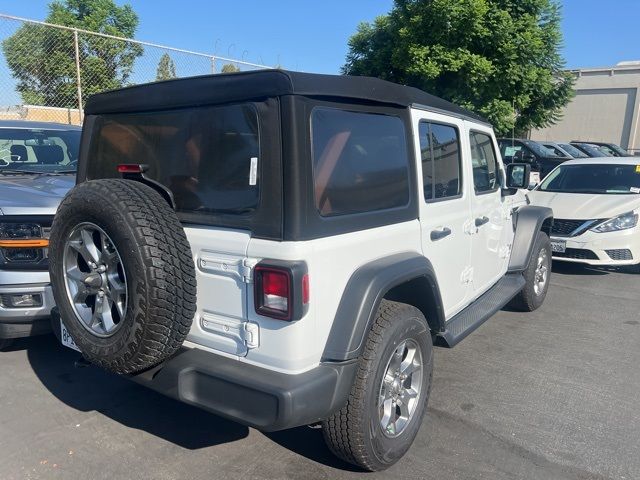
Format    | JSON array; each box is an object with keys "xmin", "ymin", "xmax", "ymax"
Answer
[
  {"xmin": 321, "ymin": 252, "xmax": 445, "ymax": 362},
  {"xmin": 508, "ymin": 205, "xmax": 554, "ymax": 272}
]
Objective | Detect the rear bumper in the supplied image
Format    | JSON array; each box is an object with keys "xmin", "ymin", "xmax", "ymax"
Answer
[
  {"xmin": 50, "ymin": 308, "xmax": 357, "ymax": 432},
  {"xmin": 0, "ymin": 278, "xmax": 55, "ymax": 339},
  {"xmin": 132, "ymin": 348, "xmax": 357, "ymax": 432}
]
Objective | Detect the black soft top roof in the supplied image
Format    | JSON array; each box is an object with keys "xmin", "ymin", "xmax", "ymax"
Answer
[{"xmin": 85, "ymin": 69, "xmax": 487, "ymax": 124}]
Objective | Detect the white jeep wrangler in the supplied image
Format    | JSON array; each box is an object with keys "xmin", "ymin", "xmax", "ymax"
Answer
[{"xmin": 49, "ymin": 70, "xmax": 553, "ymax": 471}]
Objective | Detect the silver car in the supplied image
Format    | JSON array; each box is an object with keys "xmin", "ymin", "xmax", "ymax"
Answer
[{"xmin": 0, "ymin": 120, "xmax": 80, "ymax": 349}]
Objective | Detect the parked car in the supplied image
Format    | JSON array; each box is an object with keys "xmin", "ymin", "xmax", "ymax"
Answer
[
  {"xmin": 570, "ymin": 142, "xmax": 611, "ymax": 158},
  {"xmin": 49, "ymin": 70, "xmax": 551, "ymax": 471},
  {"xmin": 0, "ymin": 120, "xmax": 80, "ymax": 350},
  {"xmin": 529, "ymin": 158, "xmax": 640, "ymax": 269},
  {"xmin": 497, "ymin": 138, "xmax": 566, "ymax": 182},
  {"xmin": 572, "ymin": 140, "xmax": 628, "ymax": 157},
  {"xmin": 540, "ymin": 141, "xmax": 588, "ymax": 159},
  {"xmin": 554, "ymin": 142, "xmax": 590, "ymax": 159}
]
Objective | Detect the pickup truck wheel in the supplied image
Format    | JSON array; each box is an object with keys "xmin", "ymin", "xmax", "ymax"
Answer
[
  {"xmin": 0, "ymin": 338, "xmax": 13, "ymax": 351},
  {"xmin": 49, "ymin": 179, "xmax": 197, "ymax": 374},
  {"xmin": 508, "ymin": 231, "xmax": 551, "ymax": 312},
  {"xmin": 322, "ymin": 300, "xmax": 432, "ymax": 471}
]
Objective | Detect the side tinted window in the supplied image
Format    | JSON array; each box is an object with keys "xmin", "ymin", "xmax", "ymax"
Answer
[
  {"xmin": 470, "ymin": 132, "xmax": 499, "ymax": 193},
  {"xmin": 311, "ymin": 108, "xmax": 410, "ymax": 217},
  {"xmin": 419, "ymin": 121, "xmax": 462, "ymax": 201}
]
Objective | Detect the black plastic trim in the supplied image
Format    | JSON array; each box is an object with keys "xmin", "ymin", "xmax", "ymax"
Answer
[
  {"xmin": 322, "ymin": 252, "xmax": 445, "ymax": 362},
  {"xmin": 254, "ymin": 260, "xmax": 308, "ymax": 321},
  {"xmin": 508, "ymin": 206, "xmax": 554, "ymax": 272},
  {"xmin": 437, "ymin": 273, "xmax": 526, "ymax": 347},
  {"xmin": 121, "ymin": 169, "xmax": 176, "ymax": 209},
  {"xmin": 51, "ymin": 307, "xmax": 355, "ymax": 431},
  {"xmin": 0, "ymin": 317, "xmax": 51, "ymax": 339}
]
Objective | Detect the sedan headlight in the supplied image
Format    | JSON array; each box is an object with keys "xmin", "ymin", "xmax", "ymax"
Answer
[
  {"xmin": 590, "ymin": 212, "xmax": 639, "ymax": 233},
  {"xmin": 0, "ymin": 222, "xmax": 48, "ymax": 263}
]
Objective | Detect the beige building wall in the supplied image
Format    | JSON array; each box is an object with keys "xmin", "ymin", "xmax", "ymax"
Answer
[{"xmin": 531, "ymin": 65, "xmax": 640, "ymax": 153}]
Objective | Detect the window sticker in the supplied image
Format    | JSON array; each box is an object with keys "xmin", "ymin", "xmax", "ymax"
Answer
[
  {"xmin": 504, "ymin": 146, "xmax": 521, "ymax": 157},
  {"xmin": 249, "ymin": 157, "xmax": 258, "ymax": 185},
  {"xmin": 635, "ymin": 165, "xmax": 640, "ymax": 173}
]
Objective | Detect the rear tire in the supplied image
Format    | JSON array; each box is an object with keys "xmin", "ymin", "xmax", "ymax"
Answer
[
  {"xmin": 508, "ymin": 231, "xmax": 551, "ymax": 312},
  {"xmin": 322, "ymin": 300, "xmax": 433, "ymax": 471},
  {"xmin": 49, "ymin": 179, "xmax": 197, "ymax": 374}
]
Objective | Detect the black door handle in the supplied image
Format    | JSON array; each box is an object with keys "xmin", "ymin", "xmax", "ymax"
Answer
[
  {"xmin": 475, "ymin": 216, "xmax": 489, "ymax": 227},
  {"xmin": 430, "ymin": 227, "xmax": 452, "ymax": 241}
]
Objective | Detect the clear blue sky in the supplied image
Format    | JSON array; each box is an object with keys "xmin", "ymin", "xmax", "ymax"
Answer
[{"xmin": 0, "ymin": 0, "xmax": 638, "ymax": 73}]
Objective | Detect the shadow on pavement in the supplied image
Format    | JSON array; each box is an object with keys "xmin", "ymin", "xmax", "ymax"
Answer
[
  {"xmin": 551, "ymin": 262, "xmax": 614, "ymax": 276},
  {"xmin": 265, "ymin": 426, "xmax": 363, "ymax": 472},
  {"xmin": 26, "ymin": 335, "xmax": 249, "ymax": 450}
]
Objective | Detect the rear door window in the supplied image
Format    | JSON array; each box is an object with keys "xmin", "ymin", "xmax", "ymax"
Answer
[
  {"xmin": 88, "ymin": 103, "xmax": 260, "ymax": 214},
  {"xmin": 419, "ymin": 121, "xmax": 462, "ymax": 201},
  {"xmin": 311, "ymin": 108, "xmax": 410, "ymax": 216}
]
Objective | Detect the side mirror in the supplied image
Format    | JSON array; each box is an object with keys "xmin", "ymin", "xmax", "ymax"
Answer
[{"xmin": 503, "ymin": 163, "xmax": 531, "ymax": 195}]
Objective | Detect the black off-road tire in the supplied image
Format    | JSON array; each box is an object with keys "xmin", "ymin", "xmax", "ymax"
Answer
[
  {"xmin": 322, "ymin": 300, "xmax": 433, "ymax": 471},
  {"xmin": 0, "ymin": 338, "xmax": 14, "ymax": 351},
  {"xmin": 508, "ymin": 231, "xmax": 551, "ymax": 312},
  {"xmin": 49, "ymin": 179, "xmax": 197, "ymax": 374}
]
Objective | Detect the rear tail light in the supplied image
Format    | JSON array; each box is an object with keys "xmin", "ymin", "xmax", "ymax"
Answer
[
  {"xmin": 260, "ymin": 269, "xmax": 290, "ymax": 315},
  {"xmin": 117, "ymin": 164, "xmax": 147, "ymax": 174},
  {"xmin": 254, "ymin": 262, "xmax": 308, "ymax": 321}
]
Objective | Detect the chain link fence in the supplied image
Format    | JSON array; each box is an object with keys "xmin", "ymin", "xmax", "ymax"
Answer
[{"xmin": 0, "ymin": 14, "xmax": 271, "ymax": 125}]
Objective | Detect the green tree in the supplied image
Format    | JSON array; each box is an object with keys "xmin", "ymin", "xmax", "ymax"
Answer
[
  {"xmin": 155, "ymin": 53, "xmax": 177, "ymax": 81},
  {"xmin": 344, "ymin": 0, "xmax": 574, "ymax": 135},
  {"xmin": 2, "ymin": 0, "xmax": 142, "ymax": 108},
  {"xmin": 221, "ymin": 63, "xmax": 240, "ymax": 73}
]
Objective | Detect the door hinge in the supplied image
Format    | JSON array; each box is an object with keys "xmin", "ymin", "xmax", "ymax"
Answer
[
  {"xmin": 241, "ymin": 258, "xmax": 257, "ymax": 283},
  {"xmin": 241, "ymin": 322, "xmax": 260, "ymax": 349},
  {"xmin": 461, "ymin": 266, "xmax": 474, "ymax": 285}
]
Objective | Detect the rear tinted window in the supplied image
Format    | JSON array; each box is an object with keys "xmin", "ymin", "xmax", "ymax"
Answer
[
  {"xmin": 88, "ymin": 103, "xmax": 260, "ymax": 214},
  {"xmin": 311, "ymin": 108, "xmax": 410, "ymax": 217}
]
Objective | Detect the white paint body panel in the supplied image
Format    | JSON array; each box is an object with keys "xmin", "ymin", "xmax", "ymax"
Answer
[{"xmin": 180, "ymin": 107, "xmax": 521, "ymax": 375}]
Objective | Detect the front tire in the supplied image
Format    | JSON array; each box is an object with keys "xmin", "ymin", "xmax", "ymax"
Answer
[
  {"xmin": 322, "ymin": 300, "xmax": 433, "ymax": 471},
  {"xmin": 509, "ymin": 231, "xmax": 551, "ymax": 311}
]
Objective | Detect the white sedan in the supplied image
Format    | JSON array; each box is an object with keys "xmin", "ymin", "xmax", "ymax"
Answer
[{"xmin": 529, "ymin": 158, "xmax": 640, "ymax": 268}]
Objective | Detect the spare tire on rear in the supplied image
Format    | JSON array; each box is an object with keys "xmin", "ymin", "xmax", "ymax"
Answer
[{"xmin": 49, "ymin": 179, "xmax": 197, "ymax": 374}]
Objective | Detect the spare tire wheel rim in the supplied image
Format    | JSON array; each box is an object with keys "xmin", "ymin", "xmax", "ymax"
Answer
[
  {"xmin": 378, "ymin": 338, "xmax": 423, "ymax": 438},
  {"xmin": 63, "ymin": 222, "xmax": 128, "ymax": 338}
]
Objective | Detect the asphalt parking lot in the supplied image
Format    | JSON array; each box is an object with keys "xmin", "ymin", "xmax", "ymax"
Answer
[{"xmin": 1, "ymin": 262, "xmax": 639, "ymax": 480}]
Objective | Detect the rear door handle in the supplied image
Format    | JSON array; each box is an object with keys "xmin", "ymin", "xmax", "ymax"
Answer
[
  {"xmin": 430, "ymin": 227, "xmax": 452, "ymax": 241},
  {"xmin": 475, "ymin": 216, "xmax": 489, "ymax": 227}
]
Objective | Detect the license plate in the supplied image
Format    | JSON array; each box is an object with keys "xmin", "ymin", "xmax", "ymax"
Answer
[
  {"xmin": 550, "ymin": 239, "xmax": 566, "ymax": 253},
  {"xmin": 60, "ymin": 322, "xmax": 81, "ymax": 352}
]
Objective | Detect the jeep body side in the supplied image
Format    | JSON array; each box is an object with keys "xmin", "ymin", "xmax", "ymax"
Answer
[{"xmin": 50, "ymin": 70, "xmax": 552, "ymax": 470}]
